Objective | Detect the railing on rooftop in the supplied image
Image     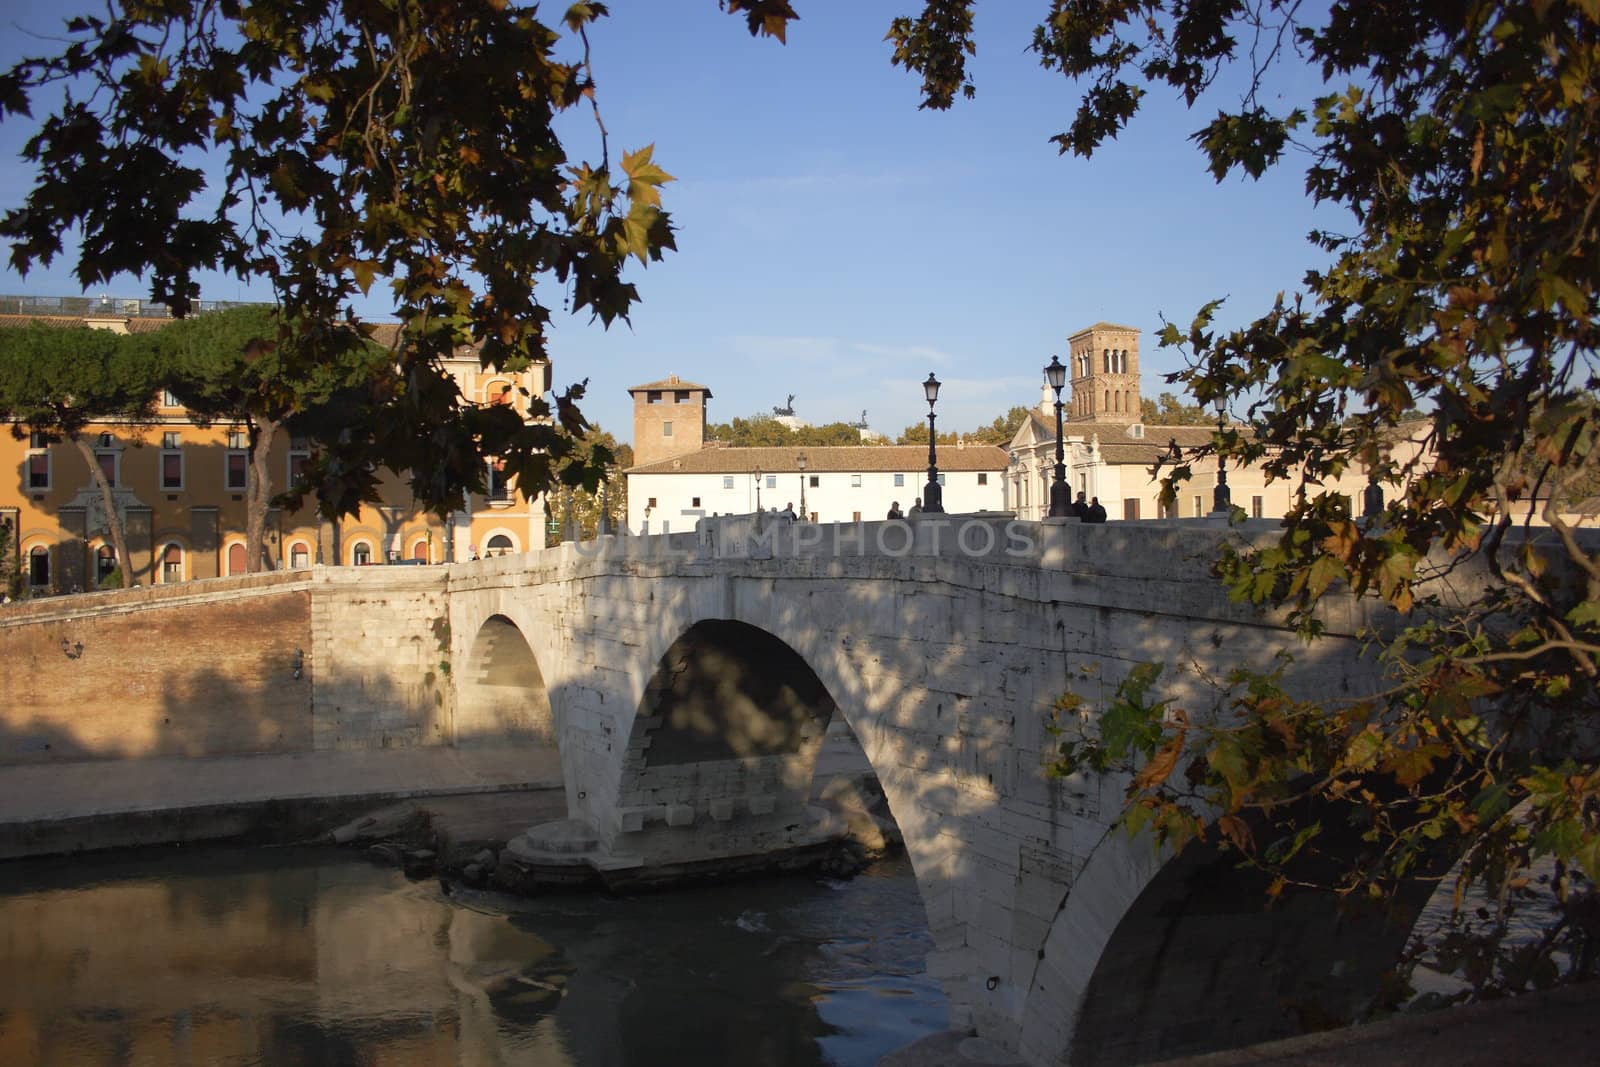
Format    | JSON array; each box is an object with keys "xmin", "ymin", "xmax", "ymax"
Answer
[{"xmin": 0, "ymin": 295, "xmax": 267, "ymax": 319}]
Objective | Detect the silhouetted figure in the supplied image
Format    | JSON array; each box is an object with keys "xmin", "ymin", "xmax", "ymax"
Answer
[
  {"xmin": 886, "ymin": 501, "xmax": 903, "ymax": 519},
  {"xmin": 1072, "ymin": 491, "xmax": 1089, "ymax": 520},
  {"xmin": 1086, "ymin": 497, "xmax": 1108, "ymax": 523},
  {"xmin": 780, "ymin": 501, "xmax": 796, "ymax": 519},
  {"xmin": 908, "ymin": 497, "xmax": 923, "ymax": 517}
]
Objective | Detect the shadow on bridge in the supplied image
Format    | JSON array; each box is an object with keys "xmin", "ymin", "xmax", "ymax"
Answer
[{"xmin": 448, "ymin": 522, "xmax": 1466, "ymax": 1067}]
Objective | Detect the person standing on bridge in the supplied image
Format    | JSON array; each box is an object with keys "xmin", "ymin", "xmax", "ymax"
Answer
[
  {"xmin": 1086, "ymin": 497, "xmax": 1107, "ymax": 523},
  {"xmin": 780, "ymin": 501, "xmax": 796, "ymax": 519},
  {"xmin": 886, "ymin": 501, "xmax": 903, "ymax": 520},
  {"xmin": 908, "ymin": 498, "xmax": 923, "ymax": 517}
]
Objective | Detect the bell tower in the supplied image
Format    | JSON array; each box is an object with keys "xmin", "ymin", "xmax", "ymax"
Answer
[
  {"xmin": 628, "ymin": 375, "xmax": 711, "ymax": 467},
  {"xmin": 1067, "ymin": 322, "xmax": 1141, "ymax": 423}
]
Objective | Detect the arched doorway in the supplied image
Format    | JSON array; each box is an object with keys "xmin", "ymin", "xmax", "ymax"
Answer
[
  {"xmin": 159, "ymin": 543, "xmax": 184, "ymax": 583},
  {"xmin": 227, "ymin": 542, "xmax": 246, "ymax": 575},
  {"xmin": 486, "ymin": 533, "xmax": 515, "ymax": 557},
  {"xmin": 458, "ymin": 614, "xmax": 556, "ymax": 747}
]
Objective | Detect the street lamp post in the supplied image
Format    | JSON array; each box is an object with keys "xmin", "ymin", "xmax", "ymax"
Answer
[
  {"xmin": 1045, "ymin": 355, "xmax": 1071, "ymax": 517},
  {"xmin": 922, "ymin": 373, "xmax": 945, "ymax": 513},
  {"xmin": 796, "ymin": 453, "xmax": 808, "ymax": 520},
  {"xmin": 754, "ymin": 465, "xmax": 763, "ymax": 514},
  {"xmin": 1212, "ymin": 397, "xmax": 1232, "ymax": 514}
]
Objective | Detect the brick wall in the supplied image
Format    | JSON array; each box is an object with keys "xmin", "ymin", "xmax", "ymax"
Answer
[
  {"xmin": 0, "ymin": 566, "xmax": 453, "ymax": 764},
  {"xmin": 0, "ymin": 576, "xmax": 314, "ymax": 764}
]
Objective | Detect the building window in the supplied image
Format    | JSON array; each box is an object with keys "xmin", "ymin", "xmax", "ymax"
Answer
[
  {"xmin": 936, "ymin": 473, "xmax": 945, "ymax": 486},
  {"xmin": 487, "ymin": 461, "xmax": 510, "ymax": 502},
  {"xmin": 647, "ymin": 390, "xmax": 662, "ymax": 404},
  {"xmin": 160, "ymin": 431, "xmax": 183, "ymax": 490},
  {"xmin": 26, "ymin": 433, "xmax": 50, "ymax": 490},
  {"xmin": 161, "ymin": 388, "xmax": 181, "ymax": 407},
  {"xmin": 225, "ymin": 451, "xmax": 247, "ymax": 491},
  {"xmin": 487, "ymin": 534, "xmax": 515, "ymax": 556},
  {"xmin": 765, "ymin": 475, "xmax": 776, "ymax": 489},
  {"xmin": 662, "ymin": 420, "xmax": 673, "ymax": 437},
  {"xmin": 851, "ymin": 474, "xmax": 862, "ymax": 488},
  {"xmin": 723, "ymin": 476, "xmax": 734, "ymax": 489},
  {"xmin": 647, "ymin": 497, "xmax": 657, "ymax": 508},
  {"xmin": 290, "ymin": 542, "xmax": 310, "ymax": 569},
  {"xmin": 352, "ymin": 542, "xmax": 373, "ymax": 566},
  {"xmin": 894, "ymin": 473, "xmax": 904, "ymax": 487},
  {"xmin": 288, "ymin": 437, "xmax": 310, "ymax": 487},
  {"xmin": 977, "ymin": 473, "xmax": 988, "ymax": 485},
  {"xmin": 95, "ymin": 450, "xmax": 118, "ymax": 487},
  {"xmin": 808, "ymin": 475, "xmax": 819, "ymax": 488},
  {"xmin": 160, "ymin": 543, "xmax": 184, "ymax": 583},
  {"xmin": 1193, "ymin": 494, "xmax": 1202, "ymax": 517},
  {"xmin": 96, "ymin": 545, "xmax": 117, "ymax": 585},
  {"xmin": 691, "ymin": 497, "xmax": 701, "ymax": 508},
  {"xmin": 28, "ymin": 545, "xmax": 49, "ymax": 588},
  {"xmin": 1252, "ymin": 495, "xmax": 1264, "ymax": 519},
  {"xmin": 675, "ymin": 390, "xmax": 691, "ymax": 403},
  {"xmin": 225, "ymin": 428, "xmax": 248, "ymax": 491}
]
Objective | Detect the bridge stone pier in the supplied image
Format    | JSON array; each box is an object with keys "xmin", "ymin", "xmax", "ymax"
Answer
[{"xmin": 446, "ymin": 515, "xmax": 1423, "ymax": 1066}]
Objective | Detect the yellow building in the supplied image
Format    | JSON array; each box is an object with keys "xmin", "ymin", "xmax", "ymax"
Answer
[{"xmin": 0, "ymin": 300, "xmax": 550, "ymax": 595}]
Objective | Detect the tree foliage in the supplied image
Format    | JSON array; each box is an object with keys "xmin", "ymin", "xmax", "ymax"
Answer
[
  {"xmin": 0, "ymin": 0, "xmax": 677, "ymax": 517},
  {"xmin": 709, "ymin": 415, "xmax": 879, "ymax": 447},
  {"xmin": 1141, "ymin": 391, "xmax": 1212, "ymax": 426},
  {"xmin": 154, "ymin": 305, "xmax": 391, "ymax": 571},
  {"xmin": 907, "ymin": 0, "xmax": 1600, "ymax": 1003},
  {"xmin": 545, "ymin": 423, "xmax": 631, "ymax": 545},
  {"xmin": 0, "ymin": 323, "xmax": 164, "ymax": 588}
]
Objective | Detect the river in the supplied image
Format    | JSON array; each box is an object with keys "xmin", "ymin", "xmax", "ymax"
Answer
[{"xmin": 0, "ymin": 846, "xmax": 947, "ymax": 1066}]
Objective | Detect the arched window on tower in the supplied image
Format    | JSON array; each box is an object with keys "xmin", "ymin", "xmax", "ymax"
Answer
[{"xmin": 1103, "ymin": 348, "xmax": 1110, "ymax": 373}]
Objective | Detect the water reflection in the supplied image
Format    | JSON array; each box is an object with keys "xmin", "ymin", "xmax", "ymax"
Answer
[{"xmin": 0, "ymin": 847, "xmax": 944, "ymax": 1066}]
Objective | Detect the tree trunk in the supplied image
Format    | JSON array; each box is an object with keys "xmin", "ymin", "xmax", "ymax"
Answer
[
  {"xmin": 246, "ymin": 418, "xmax": 281, "ymax": 572},
  {"xmin": 70, "ymin": 435, "xmax": 133, "ymax": 589}
]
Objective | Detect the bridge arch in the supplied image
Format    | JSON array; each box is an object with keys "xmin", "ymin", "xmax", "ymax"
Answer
[
  {"xmin": 457, "ymin": 614, "xmax": 557, "ymax": 749},
  {"xmin": 1019, "ymin": 805, "xmax": 1446, "ymax": 1065},
  {"xmin": 628, "ymin": 618, "xmax": 836, "ymax": 765}
]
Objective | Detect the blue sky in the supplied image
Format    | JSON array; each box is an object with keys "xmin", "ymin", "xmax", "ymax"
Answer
[{"xmin": 0, "ymin": 1, "xmax": 1343, "ymax": 441}]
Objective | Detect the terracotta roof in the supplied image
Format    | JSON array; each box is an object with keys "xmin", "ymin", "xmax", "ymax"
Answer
[
  {"xmin": 1019, "ymin": 417, "xmax": 1219, "ymax": 449},
  {"xmin": 627, "ymin": 375, "xmax": 712, "ymax": 396},
  {"xmin": 1068, "ymin": 321, "xmax": 1140, "ymax": 337},
  {"xmin": 0, "ymin": 314, "xmax": 108, "ymax": 329},
  {"xmin": 627, "ymin": 444, "xmax": 1008, "ymax": 475}
]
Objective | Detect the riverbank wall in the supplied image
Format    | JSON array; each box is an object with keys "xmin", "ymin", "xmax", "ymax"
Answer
[{"xmin": 0, "ymin": 566, "xmax": 453, "ymax": 767}]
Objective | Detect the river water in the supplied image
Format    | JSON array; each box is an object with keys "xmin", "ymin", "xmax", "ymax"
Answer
[{"xmin": 0, "ymin": 846, "xmax": 946, "ymax": 1066}]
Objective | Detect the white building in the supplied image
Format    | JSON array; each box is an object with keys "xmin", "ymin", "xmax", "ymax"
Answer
[
  {"xmin": 623, "ymin": 378, "xmax": 1008, "ymax": 531},
  {"xmin": 1008, "ymin": 322, "xmax": 1380, "ymax": 521}
]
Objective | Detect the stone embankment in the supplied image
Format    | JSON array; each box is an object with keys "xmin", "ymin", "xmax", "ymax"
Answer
[{"xmin": 345, "ymin": 719, "xmax": 897, "ymax": 892}]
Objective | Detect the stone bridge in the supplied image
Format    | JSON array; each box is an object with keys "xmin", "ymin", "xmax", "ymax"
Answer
[
  {"xmin": 446, "ymin": 515, "xmax": 1418, "ymax": 1066},
  {"xmin": 1, "ymin": 514, "xmax": 1447, "ymax": 1065}
]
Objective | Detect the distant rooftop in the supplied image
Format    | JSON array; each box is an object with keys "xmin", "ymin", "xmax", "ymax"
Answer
[{"xmin": 0, "ymin": 294, "xmax": 267, "ymax": 319}]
